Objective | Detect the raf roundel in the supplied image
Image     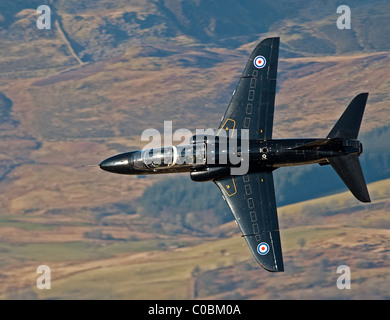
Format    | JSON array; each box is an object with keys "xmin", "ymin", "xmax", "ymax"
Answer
[
  {"xmin": 253, "ymin": 55, "xmax": 266, "ymax": 69},
  {"xmin": 257, "ymin": 242, "xmax": 269, "ymax": 255}
]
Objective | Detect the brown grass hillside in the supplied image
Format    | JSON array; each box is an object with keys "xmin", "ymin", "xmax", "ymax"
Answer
[
  {"xmin": 0, "ymin": 1, "xmax": 390, "ymax": 300},
  {"xmin": 0, "ymin": 178, "xmax": 389, "ymax": 300}
]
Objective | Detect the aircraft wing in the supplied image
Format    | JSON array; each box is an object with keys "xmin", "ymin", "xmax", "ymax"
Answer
[
  {"xmin": 218, "ymin": 37, "xmax": 279, "ymax": 140},
  {"xmin": 215, "ymin": 171, "xmax": 284, "ymax": 272}
]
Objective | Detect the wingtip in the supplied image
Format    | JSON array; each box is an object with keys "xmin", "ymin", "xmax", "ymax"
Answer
[
  {"xmin": 259, "ymin": 263, "xmax": 284, "ymax": 273},
  {"xmin": 259, "ymin": 37, "xmax": 280, "ymax": 46},
  {"xmin": 358, "ymin": 195, "xmax": 371, "ymax": 203},
  {"xmin": 256, "ymin": 257, "xmax": 284, "ymax": 272}
]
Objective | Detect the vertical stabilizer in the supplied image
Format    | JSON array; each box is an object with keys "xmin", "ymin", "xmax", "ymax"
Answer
[{"xmin": 327, "ymin": 93, "xmax": 369, "ymax": 139}]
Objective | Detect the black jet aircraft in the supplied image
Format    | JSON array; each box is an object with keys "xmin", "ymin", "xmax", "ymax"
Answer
[{"xmin": 99, "ymin": 37, "xmax": 370, "ymax": 272}]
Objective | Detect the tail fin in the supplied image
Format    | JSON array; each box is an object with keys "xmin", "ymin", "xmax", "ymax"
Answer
[
  {"xmin": 327, "ymin": 93, "xmax": 369, "ymax": 139},
  {"xmin": 328, "ymin": 154, "xmax": 371, "ymax": 202},
  {"xmin": 327, "ymin": 93, "xmax": 370, "ymax": 202}
]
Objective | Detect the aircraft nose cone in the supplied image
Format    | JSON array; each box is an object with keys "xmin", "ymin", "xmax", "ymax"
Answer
[{"xmin": 99, "ymin": 152, "xmax": 132, "ymax": 174}]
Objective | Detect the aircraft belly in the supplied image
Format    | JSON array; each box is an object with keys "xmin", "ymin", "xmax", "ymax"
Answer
[{"xmin": 249, "ymin": 149, "xmax": 330, "ymax": 169}]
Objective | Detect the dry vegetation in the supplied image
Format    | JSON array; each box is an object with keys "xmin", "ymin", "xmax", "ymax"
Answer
[
  {"xmin": 1, "ymin": 178, "xmax": 389, "ymax": 299},
  {"xmin": 0, "ymin": 0, "xmax": 389, "ymax": 300}
]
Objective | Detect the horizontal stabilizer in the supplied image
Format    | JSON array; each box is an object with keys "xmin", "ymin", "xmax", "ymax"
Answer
[{"xmin": 328, "ymin": 154, "xmax": 371, "ymax": 202}]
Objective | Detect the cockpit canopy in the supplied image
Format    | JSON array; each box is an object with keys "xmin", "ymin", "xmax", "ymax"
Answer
[
  {"xmin": 133, "ymin": 144, "xmax": 206, "ymax": 170},
  {"xmin": 143, "ymin": 146, "xmax": 174, "ymax": 169}
]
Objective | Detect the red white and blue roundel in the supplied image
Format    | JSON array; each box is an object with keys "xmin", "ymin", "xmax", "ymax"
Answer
[
  {"xmin": 253, "ymin": 55, "xmax": 266, "ymax": 69},
  {"xmin": 257, "ymin": 242, "xmax": 269, "ymax": 255}
]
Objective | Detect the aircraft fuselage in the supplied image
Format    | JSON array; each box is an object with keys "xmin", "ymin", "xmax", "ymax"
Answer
[{"xmin": 99, "ymin": 137, "xmax": 362, "ymax": 177}]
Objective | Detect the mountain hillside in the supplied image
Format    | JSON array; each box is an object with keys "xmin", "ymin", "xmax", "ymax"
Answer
[
  {"xmin": 1, "ymin": 178, "xmax": 389, "ymax": 299},
  {"xmin": 0, "ymin": 0, "xmax": 389, "ymax": 300}
]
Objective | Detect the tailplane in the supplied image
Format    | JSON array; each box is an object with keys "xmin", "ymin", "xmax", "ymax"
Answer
[
  {"xmin": 328, "ymin": 154, "xmax": 371, "ymax": 202},
  {"xmin": 327, "ymin": 93, "xmax": 370, "ymax": 202}
]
